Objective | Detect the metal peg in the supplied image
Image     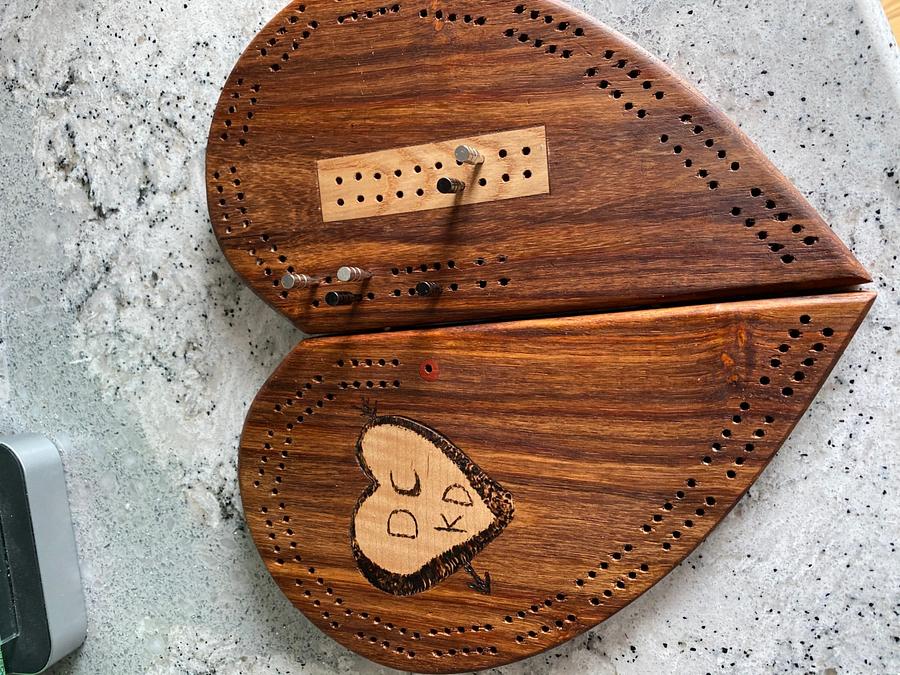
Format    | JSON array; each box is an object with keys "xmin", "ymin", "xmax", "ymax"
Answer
[
  {"xmin": 454, "ymin": 144, "xmax": 484, "ymax": 165},
  {"xmin": 415, "ymin": 281, "xmax": 442, "ymax": 297},
  {"xmin": 337, "ymin": 266, "xmax": 373, "ymax": 282},
  {"xmin": 280, "ymin": 273, "xmax": 320, "ymax": 290},
  {"xmin": 325, "ymin": 291, "xmax": 359, "ymax": 307},
  {"xmin": 437, "ymin": 177, "xmax": 466, "ymax": 194}
]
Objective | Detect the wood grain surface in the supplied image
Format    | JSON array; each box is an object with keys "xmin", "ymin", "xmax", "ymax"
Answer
[
  {"xmin": 205, "ymin": 0, "xmax": 870, "ymax": 335},
  {"xmin": 239, "ymin": 291, "xmax": 873, "ymax": 673}
]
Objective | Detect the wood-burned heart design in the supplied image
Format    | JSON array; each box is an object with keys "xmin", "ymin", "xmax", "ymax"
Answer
[{"xmin": 350, "ymin": 407, "xmax": 514, "ymax": 596}]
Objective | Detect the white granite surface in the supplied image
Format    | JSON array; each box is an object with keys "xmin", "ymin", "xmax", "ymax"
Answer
[{"xmin": 0, "ymin": 0, "xmax": 898, "ymax": 673}]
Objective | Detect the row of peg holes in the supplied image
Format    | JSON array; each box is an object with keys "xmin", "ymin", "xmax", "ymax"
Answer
[
  {"xmin": 637, "ymin": 317, "xmax": 832, "ymax": 554},
  {"xmin": 337, "ymin": 358, "xmax": 400, "ymax": 368},
  {"xmin": 515, "ymin": 3, "xmax": 586, "ymax": 36},
  {"xmin": 335, "ymin": 148, "xmax": 531, "ymax": 184},
  {"xmin": 337, "ymin": 4, "xmax": 399, "ymax": 23},
  {"xmin": 510, "ymin": 314, "xmax": 833, "ymax": 642},
  {"xmin": 505, "ymin": 4, "xmax": 814, "ymax": 265},
  {"xmin": 668, "ymin": 116, "xmax": 806, "ymax": 263},
  {"xmin": 219, "ymin": 79, "xmax": 259, "ymax": 149},
  {"xmin": 505, "ymin": 3, "xmax": 587, "ymax": 59},
  {"xmin": 503, "ymin": 27, "xmax": 573, "ymax": 58},
  {"xmin": 259, "ymin": 10, "xmax": 319, "ymax": 73},
  {"xmin": 387, "ymin": 255, "xmax": 510, "ymax": 297},
  {"xmin": 214, "ymin": 75, "xmax": 261, "ymax": 257},
  {"xmin": 212, "ymin": 165, "xmax": 252, "ymax": 235},
  {"xmin": 389, "ymin": 278, "xmax": 510, "ymax": 297},
  {"xmin": 332, "ymin": 151, "xmax": 534, "ymax": 207},
  {"xmin": 577, "ymin": 30, "xmax": 813, "ymax": 263},
  {"xmin": 509, "ymin": 543, "xmax": 633, "ymax": 643},
  {"xmin": 638, "ymin": 320, "xmax": 830, "ymax": 602},
  {"xmin": 235, "ymin": 2, "xmax": 312, "ymax": 149},
  {"xmin": 391, "ymin": 255, "xmax": 508, "ymax": 275},
  {"xmin": 418, "ymin": 8, "xmax": 487, "ymax": 25}
]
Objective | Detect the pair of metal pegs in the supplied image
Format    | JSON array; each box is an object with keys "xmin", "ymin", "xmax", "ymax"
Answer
[
  {"xmin": 281, "ymin": 266, "xmax": 371, "ymax": 290},
  {"xmin": 324, "ymin": 268, "xmax": 374, "ymax": 305},
  {"xmin": 281, "ymin": 266, "xmax": 374, "ymax": 306},
  {"xmin": 436, "ymin": 144, "xmax": 484, "ymax": 194}
]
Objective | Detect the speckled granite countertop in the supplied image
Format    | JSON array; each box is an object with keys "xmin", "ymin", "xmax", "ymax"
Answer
[{"xmin": 0, "ymin": 1, "xmax": 897, "ymax": 673}]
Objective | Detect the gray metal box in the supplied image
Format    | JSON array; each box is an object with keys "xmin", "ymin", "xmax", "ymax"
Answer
[{"xmin": 0, "ymin": 434, "xmax": 86, "ymax": 674}]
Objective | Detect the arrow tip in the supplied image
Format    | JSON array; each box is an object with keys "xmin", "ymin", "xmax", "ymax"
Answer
[{"xmin": 464, "ymin": 563, "xmax": 492, "ymax": 595}]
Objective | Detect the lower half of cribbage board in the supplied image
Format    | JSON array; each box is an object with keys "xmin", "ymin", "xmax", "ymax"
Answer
[{"xmin": 239, "ymin": 292, "xmax": 873, "ymax": 672}]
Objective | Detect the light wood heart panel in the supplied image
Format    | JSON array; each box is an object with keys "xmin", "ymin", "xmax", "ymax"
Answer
[
  {"xmin": 205, "ymin": 0, "xmax": 870, "ymax": 334},
  {"xmin": 239, "ymin": 291, "xmax": 873, "ymax": 673}
]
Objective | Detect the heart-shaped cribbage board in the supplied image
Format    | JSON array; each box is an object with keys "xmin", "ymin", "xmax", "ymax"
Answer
[{"xmin": 207, "ymin": 0, "xmax": 875, "ymax": 672}]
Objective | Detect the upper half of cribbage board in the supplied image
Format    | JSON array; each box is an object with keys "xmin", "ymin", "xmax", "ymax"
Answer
[{"xmin": 206, "ymin": 0, "xmax": 869, "ymax": 335}]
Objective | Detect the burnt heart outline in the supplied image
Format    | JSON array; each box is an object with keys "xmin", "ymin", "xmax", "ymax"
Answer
[{"xmin": 350, "ymin": 413, "xmax": 515, "ymax": 597}]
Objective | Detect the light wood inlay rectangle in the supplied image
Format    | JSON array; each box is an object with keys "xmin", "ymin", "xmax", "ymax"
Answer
[{"xmin": 316, "ymin": 126, "xmax": 550, "ymax": 222}]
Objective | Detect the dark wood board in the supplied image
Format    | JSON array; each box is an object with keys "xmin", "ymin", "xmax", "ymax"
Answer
[
  {"xmin": 205, "ymin": 0, "xmax": 870, "ymax": 335},
  {"xmin": 239, "ymin": 292, "xmax": 874, "ymax": 672}
]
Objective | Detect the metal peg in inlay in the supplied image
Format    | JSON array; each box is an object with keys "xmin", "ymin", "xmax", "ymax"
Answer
[
  {"xmin": 337, "ymin": 266, "xmax": 373, "ymax": 283},
  {"xmin": 325, "ymin": 291, "xmax": 359, "ymax": 307},
  {"xmin": 415, "ymin": 281, "xmax": 442, "ymax": 297},
  {"xmin": 280, "ymin": 273, "xmax": 320, "ymax": 290},
  {"xmin": 454, "ymin": 144, "xmax": 484, "ymax": 165},
  {"xmin": 436, "ymin": 177, "xmax": 466, "ymax": 194}
]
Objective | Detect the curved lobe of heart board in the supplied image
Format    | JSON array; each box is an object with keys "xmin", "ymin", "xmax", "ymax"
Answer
[
  {"xmin": 206, "ymin": 0, "xmax": 869, "ymax": 334},
  {"xmin": 239, "ymin": 291, "xmax": 873, "ymax": 673}
]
